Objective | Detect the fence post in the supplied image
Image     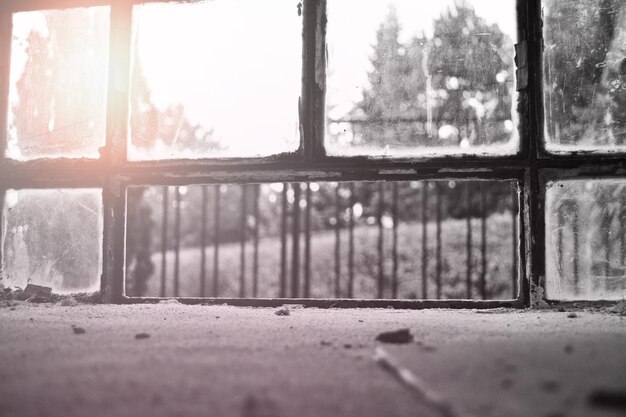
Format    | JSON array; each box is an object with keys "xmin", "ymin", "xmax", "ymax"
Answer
[
  {"xmin": 348, "ymin": 183, "xmax": 355, "ymax": 298},
  {"xmin": 280, "ymin": 184, "xmax": 288, "ymax": 298},
  {"xmin": 173, "ymin": 187, "xmax": 181, "ymax": 297},
  {"xmin": 253, "ymin": 184, "xmax": 260, "ymax": 298},
  {"xmin": 392, "ymin": 182, "xmax": 399, "ymax": 299},
  {"xmin": 304, "ymin": 183, "xmax": 312, "ymax": 298},
  {"xmin": 291, "ymin": 183, "xmax": 301, "ymax": 298},
  {"xmin": 466, "ymin": 183, "xmax": 473, "ymax": 299},
  {"xmin": 239, "ymin": 185, "xmax": 248, "ymax": 298},
  {"xmin": 421, "ymin": 182, "xmax": 429, "ymax": 299},
  {"xmin": 378, "ymin": 182, "xmax": 385, "ymax": 299},
  {"xmin": 160, "ymin": 186, "xmax": 169, "ymax": 297},
  {"xmin": 200, "ymin": 185, "xmax": 208, "ymax": 297},
  {"xmin": 335, "ymin": 183, "xmax": 342, "ymax": 298},
  {"xmin": 213, "ymin": 185, "xmax": 221, "ymax": 297}
]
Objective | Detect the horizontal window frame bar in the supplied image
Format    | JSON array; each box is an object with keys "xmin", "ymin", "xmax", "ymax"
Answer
[
  {"xmin": 1, "ymin": 158, "xmax": 624, "ymax": 184},
  {"xmin": 120, "ymin": 297, "xmax": 523, "ymax": 309}
]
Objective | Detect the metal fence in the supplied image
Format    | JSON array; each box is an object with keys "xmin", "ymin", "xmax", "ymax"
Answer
[{"xmin": 127, "ymin": 180, "xmax": 519, "ymax": 301}]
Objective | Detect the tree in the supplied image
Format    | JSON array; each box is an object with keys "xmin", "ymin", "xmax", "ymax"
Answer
[
  {"xmin": 543, "ymin": 0, "xmax": 626, "ymax": 145},
  {"xmin": 428, "ymin": 1, "xmax": 514, "ymax": 147},
  {"xmin": 346, "ymin": 2, "xmax": 515, "ymax": 217}
]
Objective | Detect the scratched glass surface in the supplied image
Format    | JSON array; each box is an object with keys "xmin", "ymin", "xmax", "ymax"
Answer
[
  {"xmin": 1, "ymin": 189, "xmax": 103, "ymax": 294},
  {"xmin": 543, "ymin": 0, "xmax": 626, "ymax": 153},
  {"xmin": 129, "ymin": 1, "xmax": 302, "ymax": 160},
  {"xmin": 546, "ymin": 180, "xmax": 626, "ymax": 300},
  {"xmin": 325, "ymin": 0, "xmax": 518, "ymax": 157},
  {"xmin": 7, "ymin": 8, "xmax": 110, "ymax": 160},
  {"xmin": 125, "ymin": 181, "xmax": 517, "ymax": 300}
]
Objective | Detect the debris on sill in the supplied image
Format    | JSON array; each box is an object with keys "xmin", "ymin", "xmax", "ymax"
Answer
[
  {"xmin": 59, "ymin": 296, "xmax": 79, "ymax": 307},
  {"xmin": 274, "ymin": 307, "xmax": 290, "ymax": 316},
  {"xmin": 530, "ymin": 280, "xmax": 549, "ymax": 309},
  {"xmin": 474, "ymin": 307, "xmax": 518, "ymax": 314},
  {"xmin": 135, "ymin": 333, "xmax": 151, "ymax": 340},
  {"xmin": 159, "ymin": 298, "xmax": 180, "ymax": 305},
  {"xmin": 605, "ymin": 299, "xmax": 626, "ymax": 316},
  {"xmin": 375, "ymin": 328, "xmax": 413, "ymax": 344},
  {"xmin": 588, "ymin": 389, "xmax": 626, "ymax": 411},
  {"xmin": 24, "ymin": 284, "xmax": 53, "ymax": 301},
  {"xmin": 567, "ymin": 312, "xmax": 578, "ymax": 319},
  {"xmin": 71, "ymin": 325, "xmax": 86, "ymax": 335},
  {"xmin": 0, "ymin": 283, "xmax": 99, "ymax": 306}
]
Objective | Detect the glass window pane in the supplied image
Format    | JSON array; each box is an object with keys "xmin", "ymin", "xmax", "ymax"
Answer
[
  {"xmin": 7, "ymin": 7, "xmax": 110, "ymax": 160},
  {"xmin": 546, "ymin": 180, "xmax": 626, "ymax": 300},
  {"xmin": 129, "ymin": 1, "xmax": 302, "ymax": 160},
  {"xmin": 543, "ymin": 0, "xmax": 626, "ymax": 153},
  {"xmin": 126, "ymin": 180, "xmax": 518, "ymax": 300},
  {"xmin": 1, "ymin": 189, "xmax": 103, "ymax": 294},
  {"xmin": 325, "ymin": 0, "xmax": 518, "ymax": 157}
]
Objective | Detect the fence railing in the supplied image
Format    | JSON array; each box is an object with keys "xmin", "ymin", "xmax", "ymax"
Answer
[{"xmin": 126, "ymin": 181, "xmax": 519, "ymax": 300}]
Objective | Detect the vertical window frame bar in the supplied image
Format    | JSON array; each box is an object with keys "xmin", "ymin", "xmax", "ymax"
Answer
[{"xmin": 102, "ymin": 2, "xmax": 133, "ymax": 301}]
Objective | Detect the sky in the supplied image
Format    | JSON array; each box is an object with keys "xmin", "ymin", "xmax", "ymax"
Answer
[{"xmin": 10, "ymin": 0, "xmax": 517, "ymax": 159}]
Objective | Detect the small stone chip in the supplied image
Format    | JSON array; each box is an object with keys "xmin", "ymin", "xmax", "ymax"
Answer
[
  {"xmin": 24, "ymin": 284, "xmax": 52, "ymax": 301},
  {"xmin": 72, "ymin": 325, "xmax": 86, "ymax": 335},
  {"xmin": 159, "ymin": 298, "xmax": 180, "ymax": 305},
  {"xmin": 567, "ymin": 312, "xmax": 578, "ymax": 318},
  {"xmin": 59, "ymin": 296, "xmax": 78, "ymax": 307},
  {"xmin": 135, "ymin": 333, "xmax": 151, "ymax": 340},
  {"xmin": 274, "ymin": 308, "xmax": 290, "ymax": 316},
  {"xmin": 375, "ymin": 328, "xmax": 413, "ymax": 344}
]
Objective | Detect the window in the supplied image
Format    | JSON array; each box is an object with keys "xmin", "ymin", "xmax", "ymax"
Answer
[{"xmin": 0, "ymin": 0, "xmax": 624, "ymax": 307}]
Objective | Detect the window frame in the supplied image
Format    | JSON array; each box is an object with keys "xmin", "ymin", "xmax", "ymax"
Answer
[{"xmin": 0, "ymin": 0, "xmax": 623, "ymax": 308}]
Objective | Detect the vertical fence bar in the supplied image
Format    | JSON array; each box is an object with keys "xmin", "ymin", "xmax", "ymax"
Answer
[
  {"xmin": 239, "ymin": 185, "xmax": 247, "ymax": 298},
  {"xmin": 200, "ymin": 185, "xmax": 208, "ymax": 297},
  {"xmin": 601, "ymin": 208, "xmax": 611, "ymax": 280},
  {"xmin": 213, "ymin": 185, "xmax": 221, "ymax": 297},
  {"xmin": 572, "ymin": 202, "xmax": 579, "ymax": 293},
  {"xmin": 304, "ymin": 183, "xmax": 312, "ymax": 298},
  {"xmin": 0, "ymin": 190, "xmax": 5, "ymax": 279},
  {"xmin": 435, "ymin": 183, "xmax": 442, "ymax": 299},
  {"xmin": 557, "ymin": 206, "xmax": 564, "ymax": 274},
  {"xmin": 253, "ymin": 184, "xmax": 260, "ymax": 298},
  {"xmin": 392, "ymin": 182, "xmax": 399, "ymax": 299},
  {"xmin": 619, "ymin": 190, "xmax": 626, "ymax": 266},
  {"xmin": 280, "ymin": 183, "xmax": 288, "ymax": 298},
  {"xmin": 465, "ymin": 183, "xmax": 473, "ymax": 299},
  {"xmin": 511, "ymin": 190, "xmax": 517, "ymax": 299},
  {"xmin": 421, "ymin": 182, "xmax": 429, "ymax": 299},
  {"xmin": 160, "ymin": 186, "xmax": 169, "ymax": 297},
  {"xmin": 348, "ymin": 183, "xmax": 355, "ymax": 298},
  {"xmin": 291, "ymin": 183, "xmax": 301, "ymax": 298},
  {"xmin": 173, "ymin": 187, "xmax": 181, "ymax": 297},
  {"xmin": 480, "ymin": 183, "xmax": 487, "ymax": 300},
  {"xmin": 334, "ymin": 183, "xmax": 341, "ymax": 298},
  {"xmin": 378, "ymin": 182, "xmax": 385, "ymax": 299}
]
